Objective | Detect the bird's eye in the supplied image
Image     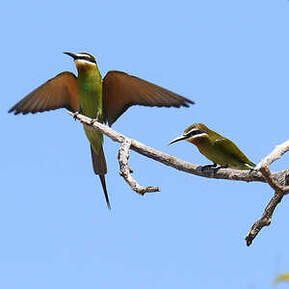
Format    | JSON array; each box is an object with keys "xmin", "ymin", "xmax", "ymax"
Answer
[
  {"xmin": 82, "ymin": 56, "xmax": 92, "ymax": 61},
  {"xmin": 77, "ymin": 55, "xmax": 96, "ymax": 64},
  {"xmin": 186, "ymin": 129, "xmax": 203, "ymax": 137}
]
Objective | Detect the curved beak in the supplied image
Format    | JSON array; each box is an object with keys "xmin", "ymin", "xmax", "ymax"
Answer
[
  {"xmin": 169, "ymin": 135, "xmax": 187, "ymax": 145},
  {"xmin": 63, "ymin": 51, "xmax": 77, "ymax": 60}
]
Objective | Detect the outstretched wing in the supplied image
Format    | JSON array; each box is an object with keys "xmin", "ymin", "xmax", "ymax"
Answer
[
  {"xmin": 9, "ymin": 72, "xmax": 78, "ymax": 114},
  {"xmin": 102, "ymin": 70, "xmax": 194, "ymax": 126}
]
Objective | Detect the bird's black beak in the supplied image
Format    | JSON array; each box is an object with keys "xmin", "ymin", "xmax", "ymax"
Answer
[
  {"xmin": 63, "ymin": 51, "xmax": 78, "ymax": 60},
  {"xmin": 169, "ymin": 135, "xmax": 188, "ymax": 145}
]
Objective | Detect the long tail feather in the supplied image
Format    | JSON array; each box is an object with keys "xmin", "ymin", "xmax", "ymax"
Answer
[
  {"xmin": 99, "ymin": 175, "xmax": 111, "ymax": 210},
  {"xmin": 90, "ymin": 145, "xmax": 111, "ymax": 209}
]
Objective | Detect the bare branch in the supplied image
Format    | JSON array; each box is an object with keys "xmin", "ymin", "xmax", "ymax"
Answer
[
  {"xmin": 260, "ymin": 166, "xmax": 289, "ymax": 195},
  {"xmin": 245, "ymin": 191, "xmax": 283, "ymax": 246},
  {"xmin": 118, "ymin": 138, "xmax": 160, "ymax": 194},
  {"xmin": 69, "ymin": 112, "xmax": 289, "ymax": 246},
  {"xmin": 245, "ymin": 143, "xmax": 289, "ymax": 246},
  {"xmin": 256, "ymin": 140, "xmax": 289, "ymax": 168},
  {"xmin": 68, "ymin": 111, "xmax": 289, "ymax": 185}
]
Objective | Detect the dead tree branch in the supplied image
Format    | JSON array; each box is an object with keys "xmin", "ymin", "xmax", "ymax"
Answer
[
  {"xmin": 69, "ymin": 112, "xmax": 289, "ymax": 246},
  {"xmin": 245, "ymin": 142, "xmax": 289, "ymax": 246},
  {"xmin": 118, "ymin": 138, "xmax": 160, "ymax": 194}
]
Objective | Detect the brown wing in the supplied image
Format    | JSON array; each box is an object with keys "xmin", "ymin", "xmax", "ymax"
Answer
[
  {"xmin": 8, "ymin": 72, "xmax": 79, "ymax": 114},
  {"xmin": 102, "ymin": 71, "xmax": 194, "ymax": 126}
]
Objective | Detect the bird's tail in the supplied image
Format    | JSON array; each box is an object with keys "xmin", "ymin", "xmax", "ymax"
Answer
[
  {"xmin": 98, "ymin": 175, "xmax": 111, "ymax": 210},
  {"xmin": 90, "ymin": 145, "xmax": 111, "ymax": 209}
]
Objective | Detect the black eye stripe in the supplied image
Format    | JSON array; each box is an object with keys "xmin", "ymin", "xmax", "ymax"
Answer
[
  {"xmin": 186, "ymin": 129, "xmax": 204, "ymax": 137},
  {"xmin": 77, "ymin": 56, "xmax": 96, "ymax": 63}
]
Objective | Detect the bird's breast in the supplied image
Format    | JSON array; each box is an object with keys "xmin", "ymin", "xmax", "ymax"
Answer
[{"xmin": 77, "ymin": 77, "xmax": 103, "ymax": 120}]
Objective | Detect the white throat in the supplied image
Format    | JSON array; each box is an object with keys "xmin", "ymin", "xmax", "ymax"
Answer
[{"xmin": 75, "ymin": 59, "xmax": 96, "ymax": 66}]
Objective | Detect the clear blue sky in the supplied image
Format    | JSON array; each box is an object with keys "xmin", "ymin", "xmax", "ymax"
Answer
[{"xmin": 2, "ymin": 0, "xmax": 289, "ymax": 288}]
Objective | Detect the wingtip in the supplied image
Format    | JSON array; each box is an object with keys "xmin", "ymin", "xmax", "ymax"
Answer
[
  {"xmin": 8, "ymin": 109, "xmax": 20, "ymax": 115},
  {"xmin": 182, "ymin": 100, "xmax": 195, "ymax": 108},
  {"xmin": 181, "ymin": 97, "xmax": 195, "ymax": 107},
  {"xmin": 8, "ymin": 105, "xmax": 24, "ymax": 115},
  {"xmin": 187, "ymin": 99, "xmax": 195, "ymax": 105}
]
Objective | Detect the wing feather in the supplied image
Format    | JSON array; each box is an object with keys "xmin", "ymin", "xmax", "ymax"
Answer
[
  {"xmin": 214, "ymin": 138, "xmax": 255, "ymax": 166},
  {"xmin": 8, "ymin": 72, "xmax": 78, "ymax": 114},
  {"xmin": 103, "ymin": 71, "xmax": 194, "ymax": 126}
]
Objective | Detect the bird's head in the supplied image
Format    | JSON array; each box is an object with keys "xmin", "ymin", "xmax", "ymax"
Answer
[
  {"xmin": 63, "ymin": 52, "xmax": 97, "ymax": 72},
  {"xmin": 169, "ymin": 123, "xmax": 210, "ymax": 145}
]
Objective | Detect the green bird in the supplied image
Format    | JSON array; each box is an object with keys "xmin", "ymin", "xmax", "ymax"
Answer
[
  {"xmin": 9, "ymin": 52, "xmax": 194, "ymax": 209},
  {"xmin": 169, "ymin": 123, "xmax": 255, "ymax": 170}
]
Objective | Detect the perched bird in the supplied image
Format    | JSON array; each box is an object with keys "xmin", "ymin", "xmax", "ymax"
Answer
[
  {"xmin": 9, "ymin": 52, "xmax": 194, "ymax": 209},
  {"xmin": 169, "ymin": 123, "xmax": 255, "ymax": 170}
]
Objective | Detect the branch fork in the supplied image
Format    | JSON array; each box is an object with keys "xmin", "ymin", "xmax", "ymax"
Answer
[
  {"xmin": 245, "ymin": 141, "xmax": 289, "ymax": 246},
  {"xmin": 69, "ymin": 112, "xmax": 289, "ymax": 246}
]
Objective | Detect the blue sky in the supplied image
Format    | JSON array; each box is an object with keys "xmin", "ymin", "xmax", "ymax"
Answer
[{"xmin": 2, "ymin": 0, "xmax": 289, "ymax": 288}]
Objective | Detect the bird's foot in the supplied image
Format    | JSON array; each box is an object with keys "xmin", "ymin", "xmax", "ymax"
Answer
[
  {"xmin": 89, "ymin": 112, "xmax": 101, "ymax": 125},
  {"xmin": 72, "ymin": 111, "xmax": 79, "ymax": 121},
  {"xmin": 201, "ymin": 163, "xmax": 218, "ymax": 171},
  {"xmin": 90, "ymin": 118, "xmax": 96, "ymax": 125}
]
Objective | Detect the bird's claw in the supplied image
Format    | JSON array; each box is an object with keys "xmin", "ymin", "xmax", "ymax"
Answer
[
  {"xmin": 90, "ymin": 119, "xmax": 96, "ymax": 125},
  {"xmin": 73, "ymin": 111, "xmax": 79, "ymax": 121},
  {"xmin": 201, "ymin": 163, "xmax": 218, "ymax": 171},
  {"xmin": 249, "ymin": 167, "xmax": 257, "ymax": 174}
]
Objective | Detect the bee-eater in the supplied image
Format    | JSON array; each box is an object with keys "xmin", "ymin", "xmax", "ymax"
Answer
[
  {"xmin": 169, "ymin": 123, "xmax": 255, "ymax": 170},
  {"xmin": 9, "ymin": 52, "xmax": 194, "ymax": 209}
]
